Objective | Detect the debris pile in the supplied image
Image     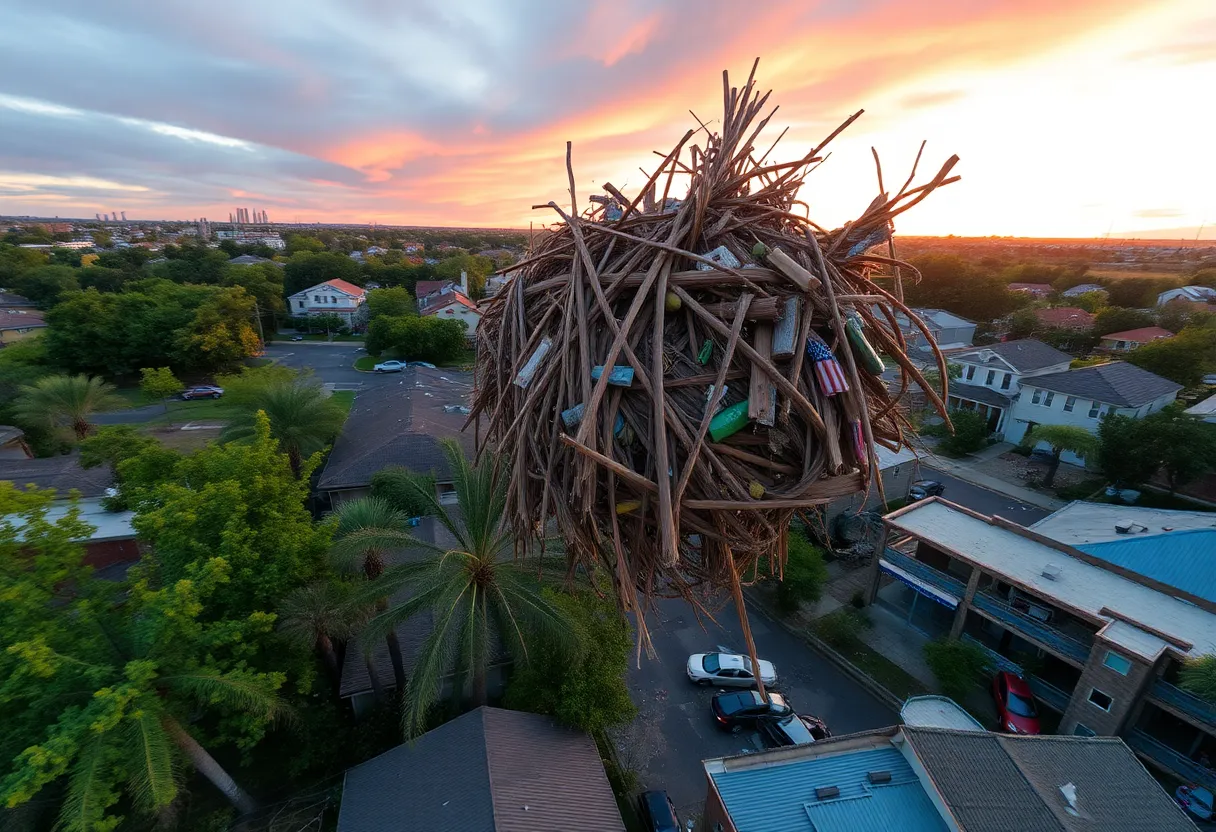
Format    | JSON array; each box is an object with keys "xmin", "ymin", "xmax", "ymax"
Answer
[{"xmin": 469, "ymin": 62, "xmax": 957, "ymax": 647}]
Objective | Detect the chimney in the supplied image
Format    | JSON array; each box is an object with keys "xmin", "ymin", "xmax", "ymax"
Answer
[{"xmin": 460, "ymin": 270, "xmax": 468, "ymax": 296}]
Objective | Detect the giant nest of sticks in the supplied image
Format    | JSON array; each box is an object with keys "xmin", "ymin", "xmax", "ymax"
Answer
[{"xmin": 470, "ymin": 63, "xmax": 957, "ymax": 641}]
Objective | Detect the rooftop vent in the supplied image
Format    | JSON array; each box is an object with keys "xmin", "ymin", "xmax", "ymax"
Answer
[
  {"xmin": 1115, "ymin": 521, "xmax": 1148, "ymax": 535},
  {"xmin": 1059, "ymin": 782, "xmax": 1080, "ymax": 817},
  {"xmin": 1041, "ymin": 564, "xmax": 1062, "ymax": 581},
  {"xmin": 815, "ymin": 786, "xmax": 840, "ymax": 801},
  {"xmin": 867, "ymin": 771, "xmax": 892, "ymax": 784}
]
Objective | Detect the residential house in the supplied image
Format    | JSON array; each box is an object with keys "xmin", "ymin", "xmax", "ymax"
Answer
[
  {"xmin": 865, "ymin": 496, "xmax": 1216, "ymax": 794},
  {"xmin": 337, "ymin": 707, "xmax": 624, "ymax": 832},
  {"xmin": 1008, "ymin": 282, "xmax": 1053, "ymax": 298},
  {"xmin": 317, "ymin": 366, "xmax": 474, "ymax": 507},
  {"xmin": 422, "ymin": 290, "xmax": 481, "ymax": 339},
  {"xmin": 895, "ymin": 308, "xmax": 977, "ymax": 352},
  {"xmin": 1061, "ymin": 283, "xmax": 1107, "ymax": 299},
  {"xmin": 1158, "ymin": 286, "xmax": 1216, "ymax": 307},
  {"xmin": 1007, "ymin": 361, "xmax": 1181, "ymax": 463},
  {"xmin": 0, "ymin": 425, "xmax": 32, "ymax": 459},
  {"xmin": 286, "ymin": 279, "xmax": 367, "ymax": 325},
  {"xmin": 413, "ymin": 280, "xmax": 452, "ymax": 302},
  {"xmin": 704, "ymin": 723, "xmax": 1196, "ymax": 832},
  {"xmin": 0, "ymin": 455, "xmax": 139, "ymax": 573},
  {"xmin": 946, "ymin": 339, "xmax": 1072, "ymax": 436},
  {"xmin": 0, "ymin": 308, "xmax": 46, "ymax": 343},
  {"xmin": 1034, "ymin": 307, "xmax": 1095, "ymax": 331},
  {"xmin": 0, "ymin": 291, "xmax": 35, "ymax": 308},
  {"xmin": 1098, "ymin": 326, "xmax": 1173, "ymax": 352},
  {"xmin": 1186, "ymin": 392, "xmax": 1216, "ymax": 423}
]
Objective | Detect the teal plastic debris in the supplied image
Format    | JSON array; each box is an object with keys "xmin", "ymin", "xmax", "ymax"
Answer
[
  {"xmin": 592, "ymin": 365, "xmax": 635, "ymax": 386},
  {"xmin": 709, "ymin": 399, "xmax": 751, "ymax": 442},
  {"xmin": 844, "ymin": 311, "xmax": 885, "ymax": 375}
]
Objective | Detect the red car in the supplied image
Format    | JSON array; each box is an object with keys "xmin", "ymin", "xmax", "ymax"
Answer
[{"xmin": 991, "ymin": 671, "xmax": 1041, "ymax": 735}]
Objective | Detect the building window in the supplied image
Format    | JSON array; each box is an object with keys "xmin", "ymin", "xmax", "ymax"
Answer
[
  {"xmin": 1064, "ymin": 396, "xmax": 1076, "ymax": 412},
  {"xmin": 1088, "ymin": 401, "xmax": 1100, "ymax": 418},
  {"xmin": 1073, "ymin": 723, "xmax": 1096, "ymax": 737},
  {"xmin": 1103, "ymin": 651, "xmax": 1132, "ymax": 675},
  {"xmin": 1088, "ymin": 688, "xmax": 1113, "ymax": 712},
  {"xmin": 297, "ymin": 300, "xmax": 305, "ymax": 309},
  {"xmin": 330, "ymin": 296, "xmax": 337, "ymax": 303},
  {"xmin": 1032, "ymin": 389, "xmax": 1042, "ymax": 405},
  {"xmin": 314, "ymin": 295, "xmax": 321, "ymax": 303},
  {"xmin": 1001, "ymin": 373, "xmax": 1011, "ymax": 390},
  {"xmin": 986, "ymin": 369, "xmax": 996, "ymax": 385},
  {"xmin": 1044, "ymin": 392, "xmax": 1055, "ymax": 407},
  {"xmin": 965, "ymin": 365, "xmax": 975, "ymax": 381}
]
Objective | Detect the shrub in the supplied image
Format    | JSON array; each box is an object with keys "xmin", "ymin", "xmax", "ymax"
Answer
[
  {"xmin": 815, "ymin": 609, "xmax": 870, "ymax": 649},
  {"xmin": 1009, "ymin": 445, "xmax": 1032, "ymax": 457},
  {"xmin": 939, "ymin": 409, "xmax": 990, "ymax": 457},
  {"xmin": 923, "ymin": 638, "xmax": 989, "ymax": 701},
  {"xmin": 1055, "ymin": 479, "xmax": 1104, "ymax": 501},
  {"xmin": 370, "ymin": 466, "xmax": 437, "ymax": 516},
  {"xmin": 849, "ymin": 590, "xmax": 866, "ymax": 609},
  {"xmin": 774, "ymin": 533, "xmax": 829, "ymax": 613}
]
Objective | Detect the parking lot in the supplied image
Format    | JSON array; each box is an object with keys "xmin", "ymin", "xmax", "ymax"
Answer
[{"xmin": 618, "ymin": 596, "xmax": 896, "ymax": 820}]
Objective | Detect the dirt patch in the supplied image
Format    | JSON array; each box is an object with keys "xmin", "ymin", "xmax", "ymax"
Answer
[
  {"xmin": 969, "ymin": 451, "xmax": 1091, "ymax": 494},
  {"xmin": 146, "ymin": 426, "xmax": 220, "ymax": 452}
]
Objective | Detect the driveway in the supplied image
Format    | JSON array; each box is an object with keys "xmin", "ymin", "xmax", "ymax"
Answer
[
  {"xmin": 618, "ymin": 596, "xmax": 896, "ymax": 820},
  {"xmin": 920, "ymin": 466, "xmax": 1052, "ymax": 524}
]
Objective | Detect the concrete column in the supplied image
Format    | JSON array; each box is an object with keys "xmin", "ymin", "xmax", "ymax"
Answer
[
  {"xmin": 862, "ymin": 524, "xmax": 891, "ymax": 606},
  {"xmin": 948, "ymin": 568, "xmax": 982, "ymax": 641},
  {"xmin": 1059, "ymin": 637, "xmax": 1157, "ymax": 737}
]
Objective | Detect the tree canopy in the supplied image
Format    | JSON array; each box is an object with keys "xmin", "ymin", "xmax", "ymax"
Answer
[
  {"xmin": 903, "ymin": 254, "xmax": 1028, "ymax": 322},
  {"xmin": 365, "ymin": 315, "xmax": 467, "ymax": 363},
  {"xmin": 1126, "ymin": 324, "xmax": 1216, "ymax": 387}
]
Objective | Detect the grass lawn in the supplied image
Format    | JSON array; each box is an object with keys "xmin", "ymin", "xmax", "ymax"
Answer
[
  {"xmin": 353, "ymin": 356, "xmax": 377, "ymax": 371},
  {"xmin": 104, "ymin": 387, "xmax": 150, "ymax": 410},
  {"xmin": 330, "ymin": 390, "xmax": 355, "ymax": 414},
  {"xmin": 810, "ymin": 612, "xmax": 929, "ymax": 702},
  {"xmin": 141, "ymin": 398, "xmax": 243, "ymax": 427}
]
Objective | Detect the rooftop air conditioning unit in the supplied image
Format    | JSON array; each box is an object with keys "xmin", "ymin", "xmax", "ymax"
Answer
[
  {"xmin": 1114, "ymin": 521, "xmax": 1148, "ymax": 535},
  {"xmin": 868, "ymin": 771, "xmax": 893, "ymax": 784},
  {"xmin": 1041, "ymin": 564, "xmax": 1062, "ymax": 581},
  {"xmin": 815, "ymin": 786, "xmax": 841, "ymax": 801}
]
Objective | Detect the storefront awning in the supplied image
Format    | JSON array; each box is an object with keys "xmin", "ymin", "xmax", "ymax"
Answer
[{"xmin": 880, "ymin": 558, "xmax": 960, "ymax": 609}]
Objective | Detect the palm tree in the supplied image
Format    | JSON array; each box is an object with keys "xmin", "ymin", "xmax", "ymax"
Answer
[
  {"xmin": 1021, "ymin": 424, "xmax": 1100, "ymax": 488},
  {"xmin": 333, "ymin": 441, "xmax": 577, "ymax": 737},
  {"xmin": 278, "ymin": 582, "xmax": 360, "ymax": 681},
  {"xmin": 331, "ymin": 497, "xmax": 411, "ymax": 691},
  {"xmin": 15, "ymin": 374, "xmax": 124, "ymax": 441},
  {"xmin": 221, "ymin": 379, "xmax": 346, "ymax": 477}
]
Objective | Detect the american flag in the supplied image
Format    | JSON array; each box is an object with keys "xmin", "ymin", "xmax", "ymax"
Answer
[{"xmin": 806, "ymin": 336, "xmax": 849, "ymax": 396}]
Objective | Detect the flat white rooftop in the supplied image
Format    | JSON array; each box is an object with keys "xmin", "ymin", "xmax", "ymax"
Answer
[
  {"xmin": 6, "ymin": 497, "xmax": 135, "ymax": 543},
  {"xmin": 887, "ymin": 499, "xmax": 1216, "ymax": 659},
  {"xmin": 1030, "ymin": 500, "xmax": 1216, "ymax": 546}
]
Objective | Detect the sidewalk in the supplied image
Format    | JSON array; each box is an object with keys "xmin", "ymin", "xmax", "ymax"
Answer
[{"xmin": 914, "ymin": 441, "xmax": 1066, "ymax": 512}]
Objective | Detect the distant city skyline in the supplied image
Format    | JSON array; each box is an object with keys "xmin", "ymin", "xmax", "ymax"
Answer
[{"xmin": 0, "ymin": 0, "xmax": 1212, "ymax": 239}]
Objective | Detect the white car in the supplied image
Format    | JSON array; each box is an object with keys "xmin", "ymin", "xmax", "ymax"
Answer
[
  {"xmin": 373, "ymin": 360, "xmax": 407, "ymax": 373},
  {"xmin": 686, "ymin": 652, "xmax": 777, "ymax": 688}
]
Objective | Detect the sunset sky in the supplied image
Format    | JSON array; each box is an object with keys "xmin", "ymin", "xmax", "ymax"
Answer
[{"xmin": 0, "ymin": 0, "xmax": 1212, "ymax": 238}]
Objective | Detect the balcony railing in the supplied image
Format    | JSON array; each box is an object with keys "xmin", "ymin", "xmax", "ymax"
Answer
[
  {"xmin": 1151, "ymin": 679, "xmax": 1216, "ymax": 729},
  {"xmin": 881, "ymin": 548, "xmax": 967, "ymax": 597},
  {"xmin": 961, "ymin": 635, "xmax": 1072, "ymax": 713},
  {"xmin": 1126, "ymin": 730, "xmax": 1216, "ymax": 791},
  {"xmin": 970, "ymin": 592, "xmax": 1092, "ymax": 665}
]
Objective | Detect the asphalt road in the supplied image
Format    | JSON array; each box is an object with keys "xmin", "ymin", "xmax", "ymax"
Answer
[
  {"xmin": 621, "ymin": 596, "xmax": 896, "ymax": 820},
  {"xmin": 264, "ymin": 341, "xmax": 378, "ymax": 386},
  {"xmin": 920, "ymin": 466, "xmax": 1051, "ymax": 524}
]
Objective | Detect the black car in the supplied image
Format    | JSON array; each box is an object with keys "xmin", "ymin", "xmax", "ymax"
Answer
[
  {"xmin": 638, "ymin": 790, "xmax": 680, "ymax": 832},
  {"xmin": 180, "ymin": 385, "xmax": 224, "ymax": 400},
  {"xmin": 758, "ymin": 713, "xmax": 831, "ymax": 748},
  {"xmin": 711, "ymin": 690, "xmax": 793, "ymax": 732},
  {"xmin": 909, "ymin": 479, "xmax": 945, "ymax": 501}
]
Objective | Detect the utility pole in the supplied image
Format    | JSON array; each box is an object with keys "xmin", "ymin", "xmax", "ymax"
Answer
[{"xmin": 252, "ymin": 298, "xmax": 266, "ymax": 348}]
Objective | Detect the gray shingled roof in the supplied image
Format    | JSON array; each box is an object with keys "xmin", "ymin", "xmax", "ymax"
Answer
[
  {"xmin": 337, "ymin": 707, "xmax": 625, "ymax": 832},
  {"xmin": 1021, "ymin": 361, "xmax": 1182, "ymax": 407},
  {"xmin": 905, "ymin": 728, "xmax": 1196, "ymax": 832},
  {"xmin": 949, "ymin": 384, "xmax": 1012, "ymax": 408},
  {"xmin": 318, "ymin": 367, "xmax": 474, "ymax": 492},
  {"xmin": 951, "ymin": 339, "xmax": 1072, "ymax": 374},
  {"xmin": 0, "ymin": 455, "xmax": 114, "ymax": 497}
]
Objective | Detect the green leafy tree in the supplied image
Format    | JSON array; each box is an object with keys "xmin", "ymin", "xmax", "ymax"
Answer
[
  {"xmin": 939, "ymin": 409, "xmax": 990, "ymax": 457},
  {"xmin": 15, "ymin": 374, "xmax": 123, "ymax": 441},
  {"xmin": 1006, "ymin": 307, "xmax": 1040, "ymax": 340},
  {"xmin": 1093, "ymin": 307, "xmax": 1155, "ymax": 337},
  {"xmin": 278, "ymin": 582, "xmax": 360, "ymax": 682},
  {"xmin": 1069, "ymin": 291, "xmax": 1107, "ymax": 314},
  {"xmin": 91, "ymin": 230, "xmax": 112, "ymax": 248},
  {"xmin": 0, "ymin": 487, "xmax": 285, "ymax": 828},
  {"xmin": 924, "ymin": 638, "xmax": 989, "ymax": 702},
  {"xmin": 365, "ymin": 315, "xmax": 467, "ymax": 363},
  {"xmin": 220, "ymin": 380, "xmax": 347, "ymax": 478},
  {"xmin": 1127, "ymin": 325, "xmax": 1216, "ymax": 387},
  {"xmin": 1142, "ymin": 404, "xmax": 1216, "ymax": 495},
  {"xmin": 214, "ymin": 363, "xmax": 300, "ymax": 405},
  {"xmin": 139, "ymin": 366, "xmax": 182, "ymax": 414},
  {"xmin": 371, "ymin": 467, "xmax": 437, "ymax": 517},
  {"xmin": 1105, "ymin": 276, "xmax": 1183, "ymax": 309},
  {"xmin": 181, "ymin": 285, "xmax": 262, "ymax": 367},
  {"xmin": 334, "ymin": 442, "xmax": 578, "ymax": 737},
  {"xmin": 9, "ymin": 265, "xmax": 80, "ymax": 307},
  {"xmin": 283, "ymin": 252, "xmax": 360, "ymax": 296},
  {"xmin": 434, "ymin": 253, "xmax": 493, "ymax": 298},
  {"xmin": 904, "ymin": 254, "xmax": 1025, "ymax": 323},
  {"xmin": 366, "ymin": 287, "xmax": 416, "ymax": 320},
  {"xmin": 1021, "ymin": 424, "xmax": 1100, "ymax": 487},
  {"xmin": 284, "ymin": 235, "xmax": 326, "ymax": 256},
  {"xmin": 504, "ymin": 589, "xmax": 636, "ymax": 736},
  {"xmin": 1180, "ymin": 656, "xmax": 1216, "ymax": 705},
  {"xmin": 1096, "ymin": 414, "xmax": 1159, "ymax": 486},
  {"xmin": 129, "ymin": 413, "xmax": 330, "ymax": 618}
]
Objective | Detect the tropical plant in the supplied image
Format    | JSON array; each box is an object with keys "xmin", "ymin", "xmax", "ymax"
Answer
[
  {"xmin": 221, "ymin": 379, "xmax": 347, "ymax": 477},
  {"xmin": 0, "ymin": 488, "xmax": 285, "ymax": 829},
  {"xmin": 1020, "ymin": 424, "xmax": 1100, "ymax": 487},
  {"xmin": 14, "ymin": 373, "xmax": 124, "ymax": 440},
  {"xmin": 371, "ymin": 466, "xmax": 437, "ymax": 517},
  {"xmin": 333, "ymin": 441, "xmax": 578, "ymax": 737},
  {"xmin": 139, "ymin": 365, "xmax": 182, "ymax": 414},
  {"xmin": 331, "ymin": 497, "xmax": 412, "ymax": 691},
  {"xmin": 1180, "ymin": 655, "xmax": 1216, "ymax": 705},
  {"xmin": 278, "ymin": 582, "xmax": 360, "ymax": 682},
  {"xmin": 924, "ymin": 638, "xmax": 989, "ymax": 702}
]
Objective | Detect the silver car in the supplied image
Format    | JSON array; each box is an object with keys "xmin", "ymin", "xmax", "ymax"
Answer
[{"xmin": 686, "ymin": 652, "xmax": 777, "ymax": 688}]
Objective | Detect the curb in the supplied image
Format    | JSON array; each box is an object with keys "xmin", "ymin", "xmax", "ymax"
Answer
[{"xmin": 744, "ymin": 592, "xmax": 905, "ymax": 713}]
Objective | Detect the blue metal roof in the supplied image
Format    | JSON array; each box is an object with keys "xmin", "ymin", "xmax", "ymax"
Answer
[
  {"xmin": 1080, "ymin": 530, "xmax": 1216, "ymax": 603},
  {"xmin": 711, "ymin": 746, "xmax": 948, "ymax": 832}
]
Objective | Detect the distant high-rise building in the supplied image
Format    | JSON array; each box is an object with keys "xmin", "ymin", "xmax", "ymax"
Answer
[
  {"xmin": 120, "ymin": 211, "xmax": 127, "ymax": 221},
  {"xmin": 263, "ymin": 210, "xmax": 270, "ymax": 225},
  {"xmin": 95, "ymin": 213, "xmax": 101, "ymax": 222}
]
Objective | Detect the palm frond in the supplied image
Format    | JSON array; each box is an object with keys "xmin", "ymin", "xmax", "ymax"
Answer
[
  {"xmin": 452, "ymin": 586, "xmax": 491, "ymax": 707},
  {"xmin": 125, "ymin": 708, "xmax": 178, "ymax": 815},
  {"xmin": 221, "ymin": 380, "xmax": 346, "ymax": 460},
  {"xmin": 160, "ymin": 669, "xmax": 286, "ymax": 722},
  {"xmin": 57, "ymin": 734, "xmax": 123, "ymax": 832},
  {"xmin": 357, "ymin": 575, "xmax": 452, "ymax": 649},
  {"xmin": 400, "ymin": 579, "xmax": 474, "ymax": 738},
  {"xmin": 329, "ymin": 527, "xmax": 444, "ymax": 573},
  {"xmin": 492, "ymin": 568, "xmax": 581, "ymax": 662},
  {"xmin": 441, "ymin": 440, "xmax": 508, "ymax": 559},
  {"xmin": 15, "ymin": 374, "xmax": 123, "ymax": 437},
  {"xmin": 277, "ymin": 582, "xmax": 358, "ymax": 646}
]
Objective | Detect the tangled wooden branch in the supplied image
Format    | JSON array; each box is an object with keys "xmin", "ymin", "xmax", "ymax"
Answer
[{"xmin": 469, "ymin": 61, "xmax": 957, "ymax": 654}]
